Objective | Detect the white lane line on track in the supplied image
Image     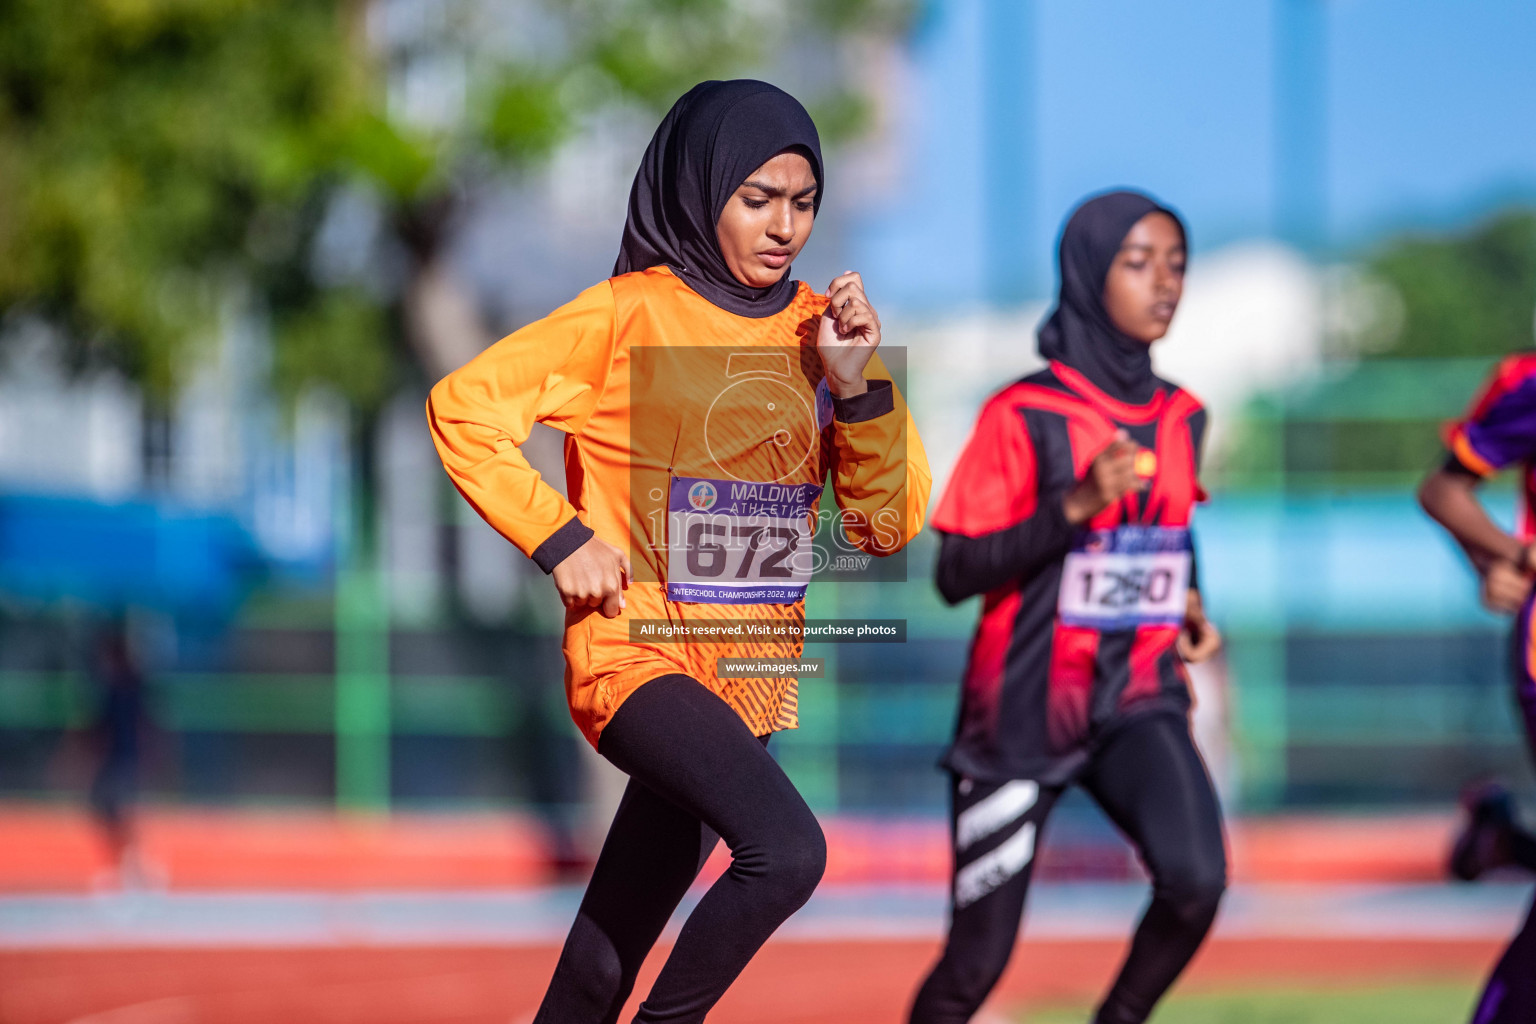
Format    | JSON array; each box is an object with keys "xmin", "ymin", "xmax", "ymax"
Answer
[{"xmin": 1, "ymin": 882, "xmax": 1529, "ymax": 949}]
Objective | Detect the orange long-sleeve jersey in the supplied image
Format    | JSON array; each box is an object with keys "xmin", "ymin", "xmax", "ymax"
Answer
[{"xmin": 427, "ymin": 266, "xmax": 930, "ymax": 747}]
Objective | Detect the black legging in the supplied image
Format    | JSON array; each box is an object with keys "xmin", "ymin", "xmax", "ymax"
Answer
[
  {"xmin": 1468, "ymin": 773, "xmax": 1536, "ymax": 1021},
  {"xmin": 910, "ymin": 711, "xmax": 1227, "ymax": 1024},
  {"xmin": 1472, "ymin": 896, "xmax": 1536, "ymax": 1024},
  {"xmin": 534, "ymin": 674, "xmax": 826, "ymax": 1024}
]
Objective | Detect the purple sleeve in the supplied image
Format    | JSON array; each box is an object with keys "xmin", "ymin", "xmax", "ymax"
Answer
[{"xmin": 1448, "ymin": 374, "xmax": 1536, "ymax": 475}]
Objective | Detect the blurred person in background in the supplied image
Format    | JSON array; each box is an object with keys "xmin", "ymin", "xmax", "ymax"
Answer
[
  {"xmin": 86, "ymin": 619, "xmax": 162, "ymax": 889},
  {"xmin": 911, "ymin": 191, "xmax": 1225, "ymax": 1024},
  {"xmin": 428, "ymin": 79, "xmax": 929, "ymax": 1024},
  {"xmin": 1420, "ymin": 353, "xmax": 1536, "ymax": 1024}
]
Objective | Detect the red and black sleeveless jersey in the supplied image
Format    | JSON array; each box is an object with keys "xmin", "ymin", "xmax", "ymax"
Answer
[{"xmin": 931, "ymin": 361, "xmax": 1208, "ymax": 783}]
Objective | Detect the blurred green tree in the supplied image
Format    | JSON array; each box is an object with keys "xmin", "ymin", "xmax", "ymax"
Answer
[
  {"xmin": 0, "ymin": 0, "xmax": 909, "ymax": 410},
  {"xmin": 1214, "ymin": 210, "xmax": 1536, "ymax": 487},
  {"xmin": 1366, "ymin": 210, "xmax": 1536, "ymax": 360}
]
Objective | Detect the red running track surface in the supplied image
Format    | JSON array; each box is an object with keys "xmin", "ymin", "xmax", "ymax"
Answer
[{"xmin": 0, "ymin": 937, "xmax": 1501, "ymax": 1024}]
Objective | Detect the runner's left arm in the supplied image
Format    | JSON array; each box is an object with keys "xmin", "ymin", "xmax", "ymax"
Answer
[
  {"xmin": 824, "ymin": 351, "xmax": 931, "ymax": 556},
  {"xmin": 1187, "ymin": 407, "xmax": 1208, "ymax": 596},
  {"xmin": 1178, "ymin": 408, "xmax": 1222, "ymax": 662}
]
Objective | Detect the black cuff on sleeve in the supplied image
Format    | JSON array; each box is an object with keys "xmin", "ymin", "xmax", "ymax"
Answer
[
  {"xmin": 1442, "ymin": 451, "xmax": 1484, "ymax": 479},
  {"xmin": 832, "ymin": 378, "xmax": 895, "ymax": 424},
  {"xmin": 531, "ymin": 515, "xmax": 595, "ymax": 574}
]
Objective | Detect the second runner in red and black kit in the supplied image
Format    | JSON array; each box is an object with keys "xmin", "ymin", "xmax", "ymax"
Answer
[{"xmin": 910, "ymin": 191, "xmax": 1227, "ymax": 1024}]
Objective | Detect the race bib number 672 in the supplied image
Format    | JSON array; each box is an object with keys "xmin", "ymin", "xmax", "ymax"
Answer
[
  {"xmin": 1057, "ymin": 525, "xmax": 1191, "ymax": 630},
  {"xmin": 665, "ymin": 476, "xmax": 817, "ymax": 604}
]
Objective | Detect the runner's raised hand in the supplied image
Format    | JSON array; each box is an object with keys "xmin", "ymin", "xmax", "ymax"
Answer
[
  {"xmin": 818, "ymin": 271, "xmax": 880, "ymax": 398},
  {"xmin": 1063, "ymin": 430, "xmax": 1140, "ymax": 524}
]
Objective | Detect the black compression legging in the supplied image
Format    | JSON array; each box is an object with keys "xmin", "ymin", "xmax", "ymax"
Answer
[
  {"xmin": 1468, "ymin": 691, "xmax": 1536, "ymax": 1023},
  {"xmin": 1472, "ymin": 896, "xmax": 1536, "ymax": 1024},
  {"xmin": 534, "ymin": 674, "xmax": 826, "ymax": 1024},
  {"xmin": 909, "ymin": 711, "xmax": 1227, "ymax": 1024}
]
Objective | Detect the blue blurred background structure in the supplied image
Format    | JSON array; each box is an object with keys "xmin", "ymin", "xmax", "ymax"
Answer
[{"xmin": 0, "ymin": 494, "xmax": 261, "ymax": 619}]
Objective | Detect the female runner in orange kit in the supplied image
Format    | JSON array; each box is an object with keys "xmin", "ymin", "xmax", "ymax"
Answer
[{"xmin": 428, "ymin": 79, "xmax": 929, "ymax": 1023}]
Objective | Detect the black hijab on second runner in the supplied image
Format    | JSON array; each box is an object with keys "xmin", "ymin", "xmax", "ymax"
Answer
[
  {"xmin": 1038, "ymin": 190, "xmax": 1187, "ymax": 405},
  {"xmin": 614, "ymin": 80, "xmax": 824, "ymax": 318}
]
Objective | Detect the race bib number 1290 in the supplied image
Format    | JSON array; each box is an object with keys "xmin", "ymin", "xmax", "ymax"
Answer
[
  {"xmin": 1057, "ymin": 526, "xmax": 1191, "ymax": 630},
  {"xmin": 665, "ymin": 476, "xmax": 817, "ymax": 604}
]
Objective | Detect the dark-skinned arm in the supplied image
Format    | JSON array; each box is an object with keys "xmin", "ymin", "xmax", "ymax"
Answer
[
  {"xmin": 1420, "ymin": 456, "xmax": 1536, "ymax": 614},
  {"xmin": 1419, "ymin": 459, "xmax": 1528, "ymax": 570}
]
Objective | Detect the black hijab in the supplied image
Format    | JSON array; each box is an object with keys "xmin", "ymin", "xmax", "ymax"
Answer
[
  {"xmin": 614, "ymin": 80, "xmax": 824, "ymax": 318},
  {"xmin": 1038, "ymin": 190, "xmax": 1187, "ymax": 404}
]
